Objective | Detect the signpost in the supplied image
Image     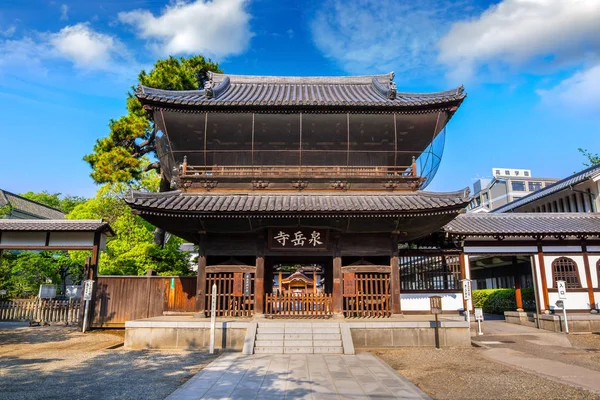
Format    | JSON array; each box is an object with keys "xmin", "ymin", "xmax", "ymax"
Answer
[
  {"xmin": 243, "ymin": 273, "xmax": 251, "ymax": 297},
  {"xmin": 462, "ymin": 279, "xmax": 472, "ymax": 324},
  {"xmin": 209, "ymin": 283, "xmax": 217, "ymax": 354},
  {"xmin": 430, "ymin": 296, "xmax": 442, "ymax": 349},
  {"xmin": 82, "ymin": 280, "xmax": 94, "ymax": 333},
  {"xmin": 556, "ymin": 280, "xmax": 568, "ymax": 333},
  {"xmin": 474, "ymin": 307, "xmax": 484, "ymax": 335}
]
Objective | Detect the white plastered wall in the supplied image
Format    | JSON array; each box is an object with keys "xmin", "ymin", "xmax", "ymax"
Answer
[{"xmin": 400, "ymin": 293, "xmax": 464, "ymax": 312}]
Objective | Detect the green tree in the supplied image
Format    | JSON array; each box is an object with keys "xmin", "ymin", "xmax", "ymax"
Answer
[
  {"xmin": 19, "ymin": 191, "xmax": 86, "ymax": 214},
  {"xmin": 578, "ymin": 148, "xmax": 600, "ymax": 167},
  {"xmin": 83, "ymin": 56, "xmax": 221, "ymax": 186},
  {"xmin": 67, "ymin": 184, "xmax": 192, "ymax": 276},
  {"xmin": 83, "ymin": 55, "xmax": 221, "ymax": 246}
]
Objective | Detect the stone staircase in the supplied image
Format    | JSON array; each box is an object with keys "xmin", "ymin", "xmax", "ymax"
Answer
[{"xmin": 250, "ymin": 322, "xmax": 352, "ymax": 354}]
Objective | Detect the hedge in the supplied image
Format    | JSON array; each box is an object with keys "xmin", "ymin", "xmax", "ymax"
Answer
[{"xmin": 472, "ymin": 288, "xmax": 536, "ymax": 314}]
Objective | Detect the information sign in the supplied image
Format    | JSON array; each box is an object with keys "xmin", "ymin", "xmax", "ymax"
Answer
[
  {"xmin": 474, "ymin": 308, "xmax": 484, "ymax": 321},
  {"xmin": 243, "ymin": 273, "xmax": 251, "ymax": 297},
  {"xmin": 233, "ymin": 273, "xmax": 243, "ymax": 297},
  {"xmin": 462, "ymin": 279, "xmax": 472, "ymax": 301},
  {"xmin": 83, "ymin": 280, "xmax": 94, "ymax": 301},
  {"xmin": 556, "ymin": 280, "xmax": 567, "ymax": 300},
  {"xmin": 430, "ymin": 296, "xmax": 442, "ymax": 315}
]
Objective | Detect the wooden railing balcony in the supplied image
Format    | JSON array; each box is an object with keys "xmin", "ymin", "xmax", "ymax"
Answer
[{"xmin": 181, "ymin": 164, "xmax": 417, "ymax": 179}]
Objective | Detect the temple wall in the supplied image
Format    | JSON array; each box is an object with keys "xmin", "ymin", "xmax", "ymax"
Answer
[{"xmin": 400, "ymin": 293, "xmax": 463, "ymax": 313}]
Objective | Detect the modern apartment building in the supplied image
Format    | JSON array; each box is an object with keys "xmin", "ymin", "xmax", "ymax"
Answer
[{"xmin": 467, "ymin": 168, "xmax": 558, "ymax": 212}]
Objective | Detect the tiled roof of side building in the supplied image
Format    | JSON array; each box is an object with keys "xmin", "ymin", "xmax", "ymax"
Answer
[
  {"xmin": 0, "ymin": 219, "xmax": 113, "ymax": 234},
  {"xmin": 0, "ymin": 189, "xmax": 65, "ymax": 219},
  {"xmin": 494, "ymin": 163, "xmax": 600, "ymax": 213},
  {"xmin": 136, "ymin": 72, "xmax": 466, "ymax": 109},
  {"xmin": 444, "ymin": 213, "xmax": 600, "ymax": 236},
  {"xmin": 125, "ymin": 190, "xmax": 472, "ymax": 216}
]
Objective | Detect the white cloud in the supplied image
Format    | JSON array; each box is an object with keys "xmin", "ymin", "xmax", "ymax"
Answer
[
  {"xmin": 1, "ymin": 25, "xmax": 16, "ymax": 37},
  {"xmin": 310, "ymin": 0, "xmax": 478, "ymax": 76},
  {"xmin": 438, "ymin": 0, "xmax": 600, "ymax": 81},
  {"xmin": 49, "ymin": 23, "xmax": 127, "ymax": 70},
  {"xmin": 118, "ymin": 0, "xmax": 252, "ymax": 58},
  {"xmin": 537, "ymin": 63, "xmax": 600, "ymax": 113},
  {"xmin": 0, "ymin": 23, "xmax": 131, "ymax": 77},
  {"xmin": 60, "ymin": 4, "xmax": 69, "ymax": 21}
]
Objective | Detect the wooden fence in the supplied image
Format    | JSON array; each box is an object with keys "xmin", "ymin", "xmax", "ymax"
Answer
[
  {"xmin": 343, "ymin": 272, "xmax": 390, "ymax": 318},
  {"xmin": 265, "ymin": 293, "xmax": 332, "ymax": 318},
  {"xmin": 0, "ymin": 299, "xmax": 81, "ymax": 324},
  {"xmin": 206, "ymin": 272, "xmax": 254, "ymax": 317},
  {"xmin": 93, "ymin": 276, "xmax": 196, "ymax": 328}
]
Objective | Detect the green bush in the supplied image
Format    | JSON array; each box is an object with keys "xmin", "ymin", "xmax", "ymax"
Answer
[{"xmin": 472, "ymin": 288, "xmax": 536, "ymax": 314}]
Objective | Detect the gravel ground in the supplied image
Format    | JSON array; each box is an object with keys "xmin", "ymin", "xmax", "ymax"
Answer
[
  {"xmin": 375, "ymin": 348, "xmax": 600, "ymax": 400},
  {"xmin": 0, "ymin": 325, "xmax": 218, "ymax": 400}
]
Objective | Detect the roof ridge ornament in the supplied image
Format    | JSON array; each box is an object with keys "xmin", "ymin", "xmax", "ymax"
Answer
[
  {"xmin": 204, "ymin": 79, "xmax": 214, "ymax": 99},
  {"xmin": 388, "ymin": 73, "xmax": 397, "ymax": 100}
]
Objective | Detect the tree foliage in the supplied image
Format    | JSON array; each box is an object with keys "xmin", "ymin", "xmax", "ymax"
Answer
[
  {"xmin": 67, "ymin": 183, "xmax": 193, "ymax": 276},
  {"xmin": 84, "ymin": 56, "xmax": 222, "ymax": 185},
  {"xmin": 19, "ymin": 191, "xmax": 86, "ymax": 214},
  {"xmin": 578, "ymin": 148, "xmax": 600, "ymax": 167}
]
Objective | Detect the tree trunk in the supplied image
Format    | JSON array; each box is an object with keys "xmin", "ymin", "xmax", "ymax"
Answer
[{"xmin": 153, "ymin": 175, "xmax": 171, "ymax": 247}]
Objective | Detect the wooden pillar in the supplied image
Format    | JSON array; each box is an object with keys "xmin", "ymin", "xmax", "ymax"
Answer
[
  {"xmin": 332, "ymin": 235, "xmax": 343, "ymax": 314},
  {"xmin": 514, "ymin": 274, "xmax": 524, "ymax": 312},
  {"xmin": 581, "ymin": 240, "xmax": 597, "ymax": 311},
  {"xmin": 81, "ymin": 232, "xmax": 101, "ymax": 331},
  {"xmin": 255, "ymin": 233, "xmax": 266, "ymax": 315},
  {"xmin": 195, "ymin": 257, "xmax": 207, "ymax": 316},
  {"xmin": 255, "ymin": 255, "xmax": 265, "ymax": 315},
  {"xmin": 513, "ymin": 256, "xmax": 524, "ymax": 312},
  {"xmin": 537, "ymin": 242, "xmax": 549, "ymax": 312},
  {"xmin": 390, "ymin": 234, "xmax": 401, "ymax": 315}
]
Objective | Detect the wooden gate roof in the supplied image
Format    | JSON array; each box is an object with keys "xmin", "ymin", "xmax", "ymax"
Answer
[
  {"xmin": 126, "ymin": 190, "xmax": 471, "ymax": 217},
  {"xmin": 136, "ymin": 72, "xmax": 466, "ymax": 111}
]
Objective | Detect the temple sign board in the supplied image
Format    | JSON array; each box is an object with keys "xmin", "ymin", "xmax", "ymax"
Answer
[
  {"xmin": 269, "ymin": 228, "xmax": 328, "ymax": 250},
  {"xmin": 557, "ymin": 280, "xmax": 567, "ymax": 300},
  {"xmin": 462, "ymin": 279, "xmax": 472, "ymax": 301}
]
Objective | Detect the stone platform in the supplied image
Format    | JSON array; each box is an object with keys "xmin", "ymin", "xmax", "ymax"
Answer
[
  {"xmin": 505, "ymin": 311, "xmax": 600, "ymax": 333},
  {"xmin": 124, "ymin": 315, "xmax": 471, "ymax": 350}
]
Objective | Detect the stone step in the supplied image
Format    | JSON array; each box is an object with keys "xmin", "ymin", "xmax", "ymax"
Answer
[
  {"xmin": 283, "ymin": 347, "xmax": 314, "ymax": 354},
  {"xmin": 254, "ymin": 347, "xmax": 284, "ymax": 354},
  {"xmin": 284, "ymin": 333, "xmax": 313, "ymax": 340},
  {"xmin": 313, "ymin": 347, "xmax": 344, "ymax": 354},
  {"xmin": 256, "ymin": 327, "xmax": 284, "ymax": 334},
  {"xmin": 313, "ymin": 333, "xmax": 341, "ymax": 340},
  {"xmin": 284, "ymin": 340, "xmax": 313, "ymax": 347},
  {"xmin": 310, "ymin": 340, "xmax": 342, "ymax": 347},
  {"xmin": 283, "ymin": 327, "xmax": 313, "ymax": 334},
  {"xmin": 310, "ymin": 328, "xmax": 340, "ymax": 334},
  {"xmin": 256, "ymin": 333, "xmax": 284, "ymax": 341},
  {"xmin": 254, "ymin": 340, "xmax": 284, "ymax": 347}
]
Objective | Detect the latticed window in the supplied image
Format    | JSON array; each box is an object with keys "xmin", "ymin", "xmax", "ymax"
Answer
[
  {"xmin": 400, "ymin": 255, "xmax": 461, "ymax": 291},
  {"xmin": 552, "ymin": 257, "xmax": 581, "ymax": 289}
]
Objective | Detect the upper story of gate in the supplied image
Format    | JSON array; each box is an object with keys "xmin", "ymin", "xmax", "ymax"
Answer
[{"xmin": 136, "ymin": 72, "xmax": 466, "ymax": 192}]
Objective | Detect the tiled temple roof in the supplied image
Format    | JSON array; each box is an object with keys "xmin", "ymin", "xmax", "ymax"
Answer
[
  {"xmin": 125, "ymin": 190, "xmax": 471, "ymax": 217},
  {"xmin": 136, "ymin": 72, "xmax": 466, "ymax": 110},
  {"xmin": 494, "ymin": 163, "xmax": 600, "ymax": 213},
  {"xmin": 444, "ymin": 213, "xmax": 600, "ymax": 237},
  {"xmin": 0, "ymin": 189, "xmax": 65, "ymax": 219},
  {"xmin": 0, "ymin": 219, "xmax": 114, "ymax": 234}
]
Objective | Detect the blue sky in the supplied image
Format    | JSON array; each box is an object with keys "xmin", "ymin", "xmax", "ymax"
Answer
[{"xmin": 1, "ymin": 0, "xmax": 599, "ymax": 198}]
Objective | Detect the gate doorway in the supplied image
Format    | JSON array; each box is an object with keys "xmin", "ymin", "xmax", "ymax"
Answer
[{"xmin": 264, "ymin": 256, "xmax": 333, "ymax": 318}]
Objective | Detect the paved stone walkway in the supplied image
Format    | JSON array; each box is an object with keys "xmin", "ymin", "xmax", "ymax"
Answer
[{"xmin": 165, "ymin": 353, "xmax": 429, "ymax": 399}]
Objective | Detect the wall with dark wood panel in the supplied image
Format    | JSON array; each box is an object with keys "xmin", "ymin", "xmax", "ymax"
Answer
[{"xmin": 92, "ymin": 276, "xmax": 196, "ymax": 328}]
